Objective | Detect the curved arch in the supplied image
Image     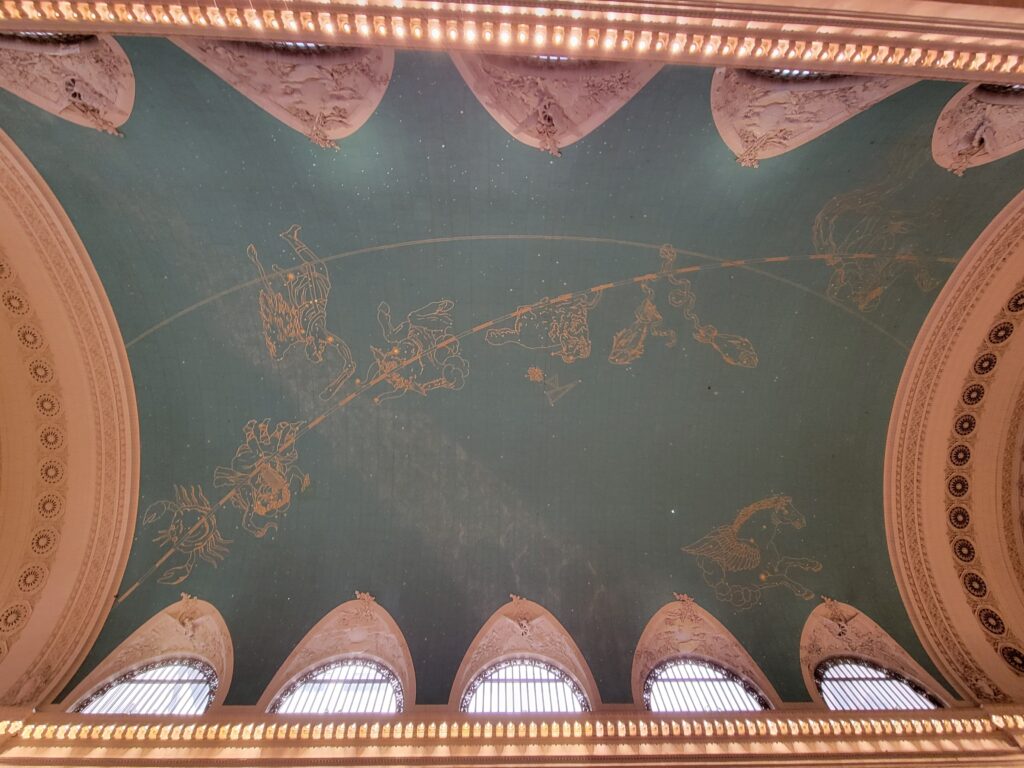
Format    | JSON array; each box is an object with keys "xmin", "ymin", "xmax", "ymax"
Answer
[
  {"xmin": 258, "ymin": 592, "xmax": 415, "ymax": 711},
  {"xmin": 886, "ymin": 186, "xmax": 1024, "ymax": 702},
  {"xmin": 799, "ymin": 599, "xmax": 951, "ymax": 708},
  {"xmin": 631, "ymin": 594, "xmax": 780, "ymax": 708},
  {"xmin": 711, "ymin": 68, "xmax": 916, "ymax": 167},
  {"xmin": 62, "ymin": 596, "xmax": 234, "ymax": 710},
  {"xmin": 449, "ymin": 595, "xmax": 600, "ymax": 710},
  {"xmin": 933, "ymin": 84, "xmax": 1024, "ymax": 175},
  {"xmin": 0, "ymin": 128, "xmax": 138, "ymax": 707},
  {"xmin": 0, "ymin": 34, "xmax": 133, "ymax": 134}
]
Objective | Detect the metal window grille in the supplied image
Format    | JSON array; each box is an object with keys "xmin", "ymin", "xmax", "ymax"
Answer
[
  {"xmin": 747, "ymin": 68, "xmax": 846, "ymax": 81},
  {"xmin": 642, "ymin": 658, "xmax": 770, "ymax": 713},
  {"xmin": 74, "ymin": 659, "xmax": 217, "ymax": 715},
  {"xmin": 460, "ymin": 659, "xmax": 590, "ymax": 714},
  {"xmin": 815, "ymin": 658, "xmax": 942, "ymax": 711},
  {"xmin": 1, "ymin": 32, "xmax": 93, "ymax": 44},
  {"xmin": 270, "ymin": 659, "xmax": 404, "ymax": 715}
]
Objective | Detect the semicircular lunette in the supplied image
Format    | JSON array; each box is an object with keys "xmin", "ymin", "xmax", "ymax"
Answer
[
  {"xmin": 711, "ymin": 68, "xmax": 916, "ymax": 168},
  {"xmin": 450, "ymin": 53, "xmax": 661, "ymax": 156},
  {"xmin": 933, "ymin": 84, "xmax": 1024, "ymax": 176},
  {"xmin": 171, "ymin": 40, "xmax": 393, "ymax": 148},
  {"xmin": 0, "ymin": 34, "xmax": 134, "ymax": 135}
]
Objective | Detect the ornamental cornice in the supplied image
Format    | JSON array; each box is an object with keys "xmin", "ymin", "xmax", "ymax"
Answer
[
  {"xmin": 0, "ymin": 129, "xmax": 138, "ymax": 707},
  {"xmin": 885, "ymin": 187, "xmax": 1024, "ymax": 703}
]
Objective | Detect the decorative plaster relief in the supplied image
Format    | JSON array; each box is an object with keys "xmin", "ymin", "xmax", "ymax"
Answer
[
  {"xmin": 449, "ymin": 596, "xmax": 600, "ymax": 708},
  {"xmin": 0, "ymin": 35, "xmax": 133, "ymax": 134},
  {"xmin": 631, "ymin": 594, "xmax": 780, "ymax": 708},
  {"xmin": 257, "ymin": 592, "xmax": 416, "ymax": 710},
  {"xmin": 799, "ymin": 598, "xmax": 951, "ymax": 706},
  {"xmin": 0, "ymin": 129, "xmax": 137, "ymax": 707},
  {"xmin": 886, "ymin": 187, "xmax": 1024, "ymax": 703},
  {"xmin": 933, "ymin": 85, "xmax": 1024, "ymax": 175},
  {"xmin": 171, "ymin": 40, "xmax": 392, "ymax": 148},
  {"xmin": 710, "ymin": 69, "xmax": 916, "ymax": 167},
  {"xmin": 62, "ymin": 595, "xmax": 234, "ymax": 710},
  {"xmin": 449, "ymin": 54, "xmax": 661, "ymax": 155}
]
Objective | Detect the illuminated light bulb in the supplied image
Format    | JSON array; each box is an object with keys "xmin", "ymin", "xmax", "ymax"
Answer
[
  {"xmin": 754, "ymin": 45, "xmax": 763, "ymax": 56},
  {"xmin": 654, "ymin": 40, "xmax": 663, "ymax": 51},
  {"xmin": 342, "ymin": 21, "xmax": 351, "ymax": 31},
  {"xmin": 324, "ymin": 22, "xmax": 333, "ymax": 32},
  {"xmin": 721, "ymin": 44, "xmax": 730, "ymax": 55},
  {"xmin": 377, "ymin": 22, "xmax": 386, "ymax": 34},
  {"xmin": 482, "ymin": 27, "xmax": 491, "ymax": 40},
  {"xmin": 499, "ymin": 28, "xmax": 510, "ymax": 43},
  {"xmin": 464, "ymin": 25, "xmax": 475, "ymax": 41},
  {"xmin": 394, "ymin": 23, "xmax": 404, "ymax": 36},
  {"xmin": 835, "ymin": 51, "xmax": 845, "ymax": 62},
  {"xmin": 517, "ymin": 26, "xmax": 527, "ymax": 43},
  {"xmin": 568, "ymin": 33, "xmax": 579, "ymax": 47},
  {"xmin": 552, "ymin": 29, "xmax": 562, "ymax": 44},
  {"xmin": 359, "ymin": 22, "xmax": 369, "ymax": 34},
  {"xmin": 603, "ymin": 36, "xmax": 614, "ymax": 50},
  {"xmin": 688, "ymin": 41, "xmax": 697, "ymax": 53},
  {"xmin": 429, "ymin": 24, "xmax": 440, "ymax": 39},
  {"xmin": 448, "ymin": 25, "xmax": 457, "ymax": 39},
  {"xmin": 621, "ymin": 37, "xmax": 630, "ymax": 50},
  {"xmin": 586, "ymin": 35, "xmax": 596, "ymax": 48}
]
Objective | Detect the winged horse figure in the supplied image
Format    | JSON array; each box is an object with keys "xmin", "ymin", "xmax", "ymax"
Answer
[{"xmin": 682, "ymin": 494, "xmax": 821, "ymax": 610}]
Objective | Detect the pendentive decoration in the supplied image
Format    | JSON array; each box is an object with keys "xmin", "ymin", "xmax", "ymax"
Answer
[
  {"xmin": 631, "ymin": 594, "xmax": 780, "ymax": 708},
  {"xmin": 258, "ymin": 592, "xmax": 416, "ymax": 711},
  {"xmin": 799, "ymin": 598, "xmax": 950, "ymax": 706},
  {"xmin": 0, "ymin": 34, "xmax": 134, "ymax": 134},
  {"xmin": 172, "ymin": 40, "xmax": 392, "ymax": 148},
  {"xmin": 886, "ymin": 187, "xmax": 1024, "ymax": 703},
  {"xmin": 933, "ymin": 84, "xmax": 1024, "ymax": 175},
  {"xmin": 449, "ymin": 596, "xmax": 600, "ymax": 709},
  {"xmin": 711, "ymin": 69, "xmax": 916, "ymax": 167},
  {"xmin": 62, "ymin": 594, "xmax": 233, "ymax": 711},
  {"xmin": 450, "ymin": 53, "xmax": 661, "ymax": 155}
]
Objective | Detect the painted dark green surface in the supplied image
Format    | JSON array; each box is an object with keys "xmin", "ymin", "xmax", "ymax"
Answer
[{"xmin": 3, "ymin": 38, "xmax": 1024, "ymax": 705}]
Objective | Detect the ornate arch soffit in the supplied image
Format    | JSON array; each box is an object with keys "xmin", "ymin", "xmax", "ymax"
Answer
[
  {"xmin": 886, "ymin": 187, "xmax": 1024, "ymax": 703},
  {"xmin": 710, "ymin": 69, "xmax": 916, "ymax": 168},
  {"xmin": 171, "ymin": 40, "xmax": 392, "ymax": 149},
  {"xmin": 449, "ymin": 53, "xmax": 661, "ymax": 156},
  {"xmin": 449, "ymin": 596, "xmax": 601, "ymax": 709},
  {"xmin": 799, "ymin": 599, "xmax": 952, "ymax": 707},
  {"xmin": 0, "ymin": 129, "xmax": 138, "ymax": 707},
  {"xmin": 933, "ymin": 84, "xmax": 1024, "ymax": 176},
  {"xmin": 0, "ymin": 35, "xmax": 133, "ymax": 134},
  {"xmin": 257, "ymin": 592, "xmax": 415, "ymax": 710},
  {"xmin": 631, "ymin": 594, "xmax": 781, "ymax": 708},
  {"xmin": 62, "ymin": 596, "xmax": 234, "ymax": 710}
]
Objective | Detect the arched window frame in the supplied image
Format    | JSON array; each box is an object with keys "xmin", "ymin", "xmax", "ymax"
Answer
[
  {"xmin": 632, "ymin": 595, "xmax": 781, "ymax": 710},
  {"xmin": 72, "ymin": 657, "xmax": 218, "ymax": 715},
  {"xmin": 258, "ymin": 593, "xmax": 415, "ymax": 713},
  {"xmin": 813, "ymin": 656, "xmax": 943, "ymax": 711},
  {"xmin": 799, "ymin": 599, "xmax": 952, "ymax": 708},
  {"xmin": 268, "ymin": 656, "xmax": 405, "ymax": 715},
  {"xmin": 642, "ymin": 655, "xmax": 771, "ymax": 713},
  {"xmin": 459, "ymin": 657, "xmax": 591, "ymax": 714},
  {"xmin": 62, "ymin": 596, "xmax": 234, "ymax": 712},
  {"xmin": 450, "ymin": 596, "xmax": 601, "ymax": 711}
]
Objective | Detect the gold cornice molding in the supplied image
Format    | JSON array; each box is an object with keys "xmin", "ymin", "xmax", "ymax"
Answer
[
  {"xmin": 1, "ymin": 707, "xmax": 1024, "ymax": 766},
  {"xmin": 0, "ymin": 128, "xmax": 139, "ymax": 708},
  {"xmin": 1, "ymin": 0, "xmax": 1024, "ymax": 83}
]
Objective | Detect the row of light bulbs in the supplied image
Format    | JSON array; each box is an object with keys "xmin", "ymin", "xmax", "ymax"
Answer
[{"xmin": 2, "ymin": 0, "xmax": 1023, "ymax": 75}]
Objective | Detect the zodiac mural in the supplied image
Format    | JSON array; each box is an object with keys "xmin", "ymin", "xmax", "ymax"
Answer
[
  {"xmin": 486, "ymin": 293, "xmax": 601, "ymax": 363},
  {"xmin": 812, "ymin": 155, "xmax": 939, "ymax": 312},
  {"xmin": 682, "ymin": 494, "xmax": 822, "ymax": 610},
  {"xmin": 143, "ymin": 486, "xmax": 232, "ymax": 585},
  {"xmin": 608, "ymin": 283, "xmax": 677, "ymax": 365},
  {"xmin": 525, "ymin": 366, "xmax": 580, "ymax": 406},
  {"xmin": 247, "ymin": 225, "xmax": 356, "ymax": 399},
  {"xmin": 126, "ymin": 233, "xmax": 766, "ymax": 594},
  {"xmin": 366, "ymin": 299, "xmax": 470, "ymax": 404},
  {"xmin": 214, "ymin": 419, "xmax": 310, "ymax": 538}
]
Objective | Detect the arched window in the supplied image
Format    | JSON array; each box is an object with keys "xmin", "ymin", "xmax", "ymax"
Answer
[
  {"xmin": 74, "ymin": 659, "xmax": 217, "ymax": 715},
  {"xmin": 643, "ymin": 658, "xmax": 770, "ymax": 713},
  {"xmin": 815, "ymin": 658, "xmax": 942, "ymax": 711},
  {"xmin": 460, "ymin": 659, "xmax": 590, "ymax": 714},
  {"xmin": 270, "ymin": 659, "xmax": 404, "ymax": 714}
]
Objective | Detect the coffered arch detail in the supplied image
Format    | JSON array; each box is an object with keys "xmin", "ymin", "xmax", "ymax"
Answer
[
  {"xmin": 450, "ymin": 596, "xmax": 600, "ymax": 709},
  {"xmin": 886, "ymin": 186, "xmax": 1024, "ymax": 703},
  {"xmin": 62, "ymin": 595, "xmax": 234, "ymax": 710},
  {"xmin": 631, "ymin": 594, "xmax": 780, "ymax": 708},
  {"xmin": 258, "ymin": 592, "xmax": 415, "ymax": 710}
]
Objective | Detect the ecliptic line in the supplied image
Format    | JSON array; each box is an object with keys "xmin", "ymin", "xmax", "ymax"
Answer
[{"xmin": 122, "ymin": 233, "xmax": 956, "ymax": 349}]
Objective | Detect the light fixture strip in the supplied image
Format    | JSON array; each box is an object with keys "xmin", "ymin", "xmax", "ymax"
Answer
[{"xmin": 0, "ymin": 1, "xmax": 1021, "ymax": 82}]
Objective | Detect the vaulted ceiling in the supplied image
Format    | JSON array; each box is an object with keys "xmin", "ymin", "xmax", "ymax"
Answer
[{"xmin": 3, "ymin": 36, "xmax": 1024, "ymax": 706}]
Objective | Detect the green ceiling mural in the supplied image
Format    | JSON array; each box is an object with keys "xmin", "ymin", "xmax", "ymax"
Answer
[{"xmin": 3, "ymin": 37, "xmax": 1024, "ymax": 706}]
